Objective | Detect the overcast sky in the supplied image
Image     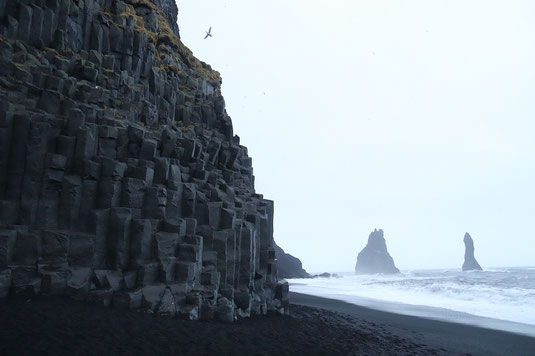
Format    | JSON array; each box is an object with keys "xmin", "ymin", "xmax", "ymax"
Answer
[{"xmin": 178, "ymin": 0, "xmax": 535, "ymax": 272}]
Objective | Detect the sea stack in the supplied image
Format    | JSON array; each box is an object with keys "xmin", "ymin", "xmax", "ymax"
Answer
[
  {"xmin": 462, "ymin": 233, "xmax": 483, "ymax": 271},
  {"xmin": 355, "ymin": 229, "xmax": 400, "ymax": 274}
]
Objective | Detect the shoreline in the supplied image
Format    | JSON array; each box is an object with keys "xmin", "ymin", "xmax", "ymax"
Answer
[
  {"xmin": 288, "ymin": 283, "xmax": 535, "ymax": 337},
  {"xmin": 291, "ymin": 291, "xmax": 535, "ymax": 356},
  {"xmin": 1, "ymin": 295, "xmax": 534, "ymax": 355}
]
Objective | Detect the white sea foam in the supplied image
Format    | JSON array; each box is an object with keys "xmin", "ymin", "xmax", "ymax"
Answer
[{"xmin": 288, "ymin": 267, "xmax": 535, "ymax": 332}]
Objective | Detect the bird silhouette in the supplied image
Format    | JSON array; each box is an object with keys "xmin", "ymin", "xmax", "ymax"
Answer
[{"xmin": 204, "ymin": 26, "xmax": 212, "ymax": 39}]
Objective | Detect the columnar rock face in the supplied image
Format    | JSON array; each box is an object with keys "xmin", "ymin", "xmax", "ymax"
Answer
[
  {"xmin": 147, "ymin": 0, "xmax": 179, "ymax": 37},
  {"xmin": 462, "ymin": 233, "xmax": 482, "ymax": 271},
  {"xmin": 0, "ymin": 0, "xmax": 288, "ymax": 319},
  {"xmin": 355, "ymin": 229, "xmax": 400, "ymax": 274},
  {"xmin": 274, "ymin": 242, "xmax": 309, "ymax": 279}
]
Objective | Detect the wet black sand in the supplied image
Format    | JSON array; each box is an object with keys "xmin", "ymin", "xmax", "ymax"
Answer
[
  {"xmin": 291, "ymin": 292, "xmax": 535, "ymax": 356},
  {"xmin": 0, "ymin": 294, "xmax": 533, "ymax": 355}
]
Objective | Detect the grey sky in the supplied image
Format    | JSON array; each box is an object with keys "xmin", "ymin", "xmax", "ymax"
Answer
[{"xmin": 178, "ymin": 0, "xmax": 535, "ymax": 272}]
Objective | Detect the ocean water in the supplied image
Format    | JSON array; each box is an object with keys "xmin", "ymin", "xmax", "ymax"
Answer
[{"xmin": 287, "ymin": 267, "xmax": 535, "ymax": 336}]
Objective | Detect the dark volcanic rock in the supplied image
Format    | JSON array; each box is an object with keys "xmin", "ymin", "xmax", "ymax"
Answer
[
  {"xmin": 355, "ymin": 229, "xmax": 400, "ymax": 274},
  {"xmin": 148, "ymin": 0, "xmax": 180, "ymax": 37},
  {"xmin": 0, "ymin": 0, "xmax": 288, "ymax": 319},
  {"xmin": 274, "ymin": 242, "xmax": 309, "ymax": 279},
  {"xmin": 462, "ymin": 233, "xmax": 483, "ymax": 271},
  {"xmin": 311, "ymin": 272, "xmax": 338, "ymax": 279}
]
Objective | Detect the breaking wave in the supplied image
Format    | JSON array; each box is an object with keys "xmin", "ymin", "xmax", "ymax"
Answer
[{"xmin": 288, "ymin": 267, "xmax": 535, "ymax": 326}]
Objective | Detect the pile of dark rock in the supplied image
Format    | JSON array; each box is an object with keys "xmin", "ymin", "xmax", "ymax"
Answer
[
  {"xmin": 311, "ymin": 272, "xmax": 340, "ymax": 278},
  {"xmin": 0, "ymin": 0, "xmax": 288, "ymax": 320}
]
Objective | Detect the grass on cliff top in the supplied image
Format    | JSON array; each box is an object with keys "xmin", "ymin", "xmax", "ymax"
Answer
[{"xmin": 123, "ymin": 0, "xmax": 221, "ymax": 84}]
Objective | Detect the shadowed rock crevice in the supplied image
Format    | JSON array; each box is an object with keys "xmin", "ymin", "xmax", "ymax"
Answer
[
  {"xmin": 355, "ymin": 229, "xmax": 400, "ymax": 275},
  {"xmin": 462, "ymin": 233, "xmax": 483, "ymax": 271},
  {"xmin": 0, "ymin": 0, "xmax": 288, "ymax": 320}
]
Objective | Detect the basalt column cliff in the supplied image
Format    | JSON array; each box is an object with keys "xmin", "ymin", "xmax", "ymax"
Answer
[{"xmin": 0, "ymin": 0, "xmax": 288, "ymax": 320}]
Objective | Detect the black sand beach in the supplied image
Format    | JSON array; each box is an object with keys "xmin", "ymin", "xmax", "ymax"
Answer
[
  {"xmin": 0, "ymin": 294, "xmax": 534, "ymax": 356},
  {"xmin": 291, "ymin": 292, "xmax": 535, "ymax": 356}
]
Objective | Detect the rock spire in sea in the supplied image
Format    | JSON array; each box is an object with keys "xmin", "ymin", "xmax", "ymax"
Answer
[
  {"xmin": 355, "ymin": 229, "xmax": 400, "ymax": 274},
  {"xmin": 462, "ymin": 233, "xmax": 483, "ymax": 271}
]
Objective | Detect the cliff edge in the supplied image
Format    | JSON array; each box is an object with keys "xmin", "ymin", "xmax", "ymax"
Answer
[
  {"xmin": 0, "ymin": 0, "xmax": 288, "ymax": 320},
  {"xmin": 274, "ymin": 242, "xmax": 309, "ymax": 279}
]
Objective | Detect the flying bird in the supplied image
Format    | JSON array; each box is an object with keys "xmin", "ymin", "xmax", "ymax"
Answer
[{"xmin": 204, "ymin": 26, "xmax": 212, "ymax": 39}]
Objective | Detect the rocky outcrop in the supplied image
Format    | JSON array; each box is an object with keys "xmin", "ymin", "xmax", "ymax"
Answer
[
  {"xmin": 0, "ymin": 0, "xmax": 288, "ymax": 319},
  {"xmin": 148, "ymin": 0, "xmax": 179, "ymax": 37},
  {"xmin": 355, "ymin": 229, "xmax": 400, "ymax": 274},
  {"xmin": 274, "ymin": 242, "xmax": 309, "ymax": 279},
  {"xmin": 462, "ymin": 233, "xmax": 482, "ymax": 271}
]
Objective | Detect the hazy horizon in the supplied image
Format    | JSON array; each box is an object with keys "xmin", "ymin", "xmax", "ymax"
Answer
[{"xmin": 178, "ymin": 0, "xmax": 535, "ymax": 272}]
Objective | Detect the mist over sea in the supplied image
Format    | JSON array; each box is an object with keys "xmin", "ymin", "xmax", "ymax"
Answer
[{"xmin": 288, "ymin": 267, "xmax": 535, "ymax": 336}]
